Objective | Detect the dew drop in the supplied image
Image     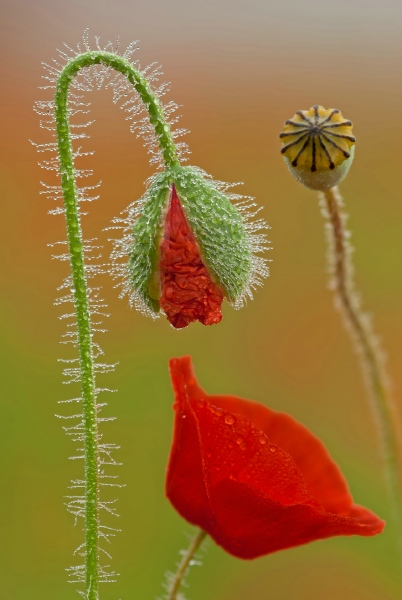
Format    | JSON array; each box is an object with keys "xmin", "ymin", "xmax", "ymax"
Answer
[
  {"xmin": 236, "ymin": 436, "xmax": 244, "ymax": 445},
  {"xmin": 258, "ymin": 435, "xmax": 267, "ymax": 445},
  {"xmin": 240, "ymin": 442, "xmax": 247, "ymax": 451},
  {"xmin": 209, "ymin": 405, "xmax": 222, "ymax": 415},
  {"xmin": 269, "ymin": 444, "xmax": 277, "ymax": 453},
  {"xmin": 224, "ymin": 414, "xmax": 235, "ymax": 425}
]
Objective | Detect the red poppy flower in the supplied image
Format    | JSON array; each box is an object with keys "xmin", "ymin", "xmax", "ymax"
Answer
[{"xmin": 166, "ymin": 356, "xmax": 385, "ymax": 559}]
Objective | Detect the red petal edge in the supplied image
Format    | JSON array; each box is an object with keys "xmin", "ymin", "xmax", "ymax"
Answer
[
  {"xmin": 166, "ymin": 357, "xmax": 385, "ymax": 559},
  {"xmin": 159, "ymin": 185, "xmax": 224, "ymax": 329}
]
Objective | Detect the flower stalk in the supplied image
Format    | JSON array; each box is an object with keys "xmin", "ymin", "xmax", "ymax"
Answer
[
  {"xmin": 320, "ymin": 185, "xmax": 402, "ymax": 531},
  {"xmin": 280, "ymin": 106, "xmax": 402, "ymax": 547},
  {"xmin": 167, "ymin": 530, "xmax": 207, "ymax": 600},
  {"xmin": 54, "ymin": 50, "xmax": 179, "ymax": 599}
]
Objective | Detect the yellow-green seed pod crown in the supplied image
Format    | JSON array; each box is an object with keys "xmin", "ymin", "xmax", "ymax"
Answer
[{"xmin": 280, "ymin": 105, "xmax": 355, "ymax": 191}]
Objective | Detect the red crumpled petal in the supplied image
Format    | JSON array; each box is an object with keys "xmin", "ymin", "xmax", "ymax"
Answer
[
  {"xmin": 159, "ymin": 185, "xmax": 224, "ymax": 329},
  {"xmin": 166, "ymin": 357, "xmax": 385, "ymax": 559}
]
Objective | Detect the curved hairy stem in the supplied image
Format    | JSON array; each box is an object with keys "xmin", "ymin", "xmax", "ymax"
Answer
[
  {"xmin": 54, "ymin": 51, "xmax": 179, "ymax": 600},
  {"xmin": 320, "ymin": 186, "xmax": 402, "ymax": 538},
  {"xmin": 167, "ymin": 530, "xmax": 207, "ymax": 600}
]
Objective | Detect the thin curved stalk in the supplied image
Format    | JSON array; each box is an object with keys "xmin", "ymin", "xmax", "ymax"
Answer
[
  {"xmin": 320, "ymin": 185, "xmax": 402, "ymax": 536},
  {"xmin": 54, "ymin": 51, "xmax": 179, "ymax": 599},
  {"xmin": 167, "ymin": 530, "xmax": 207, "ymax": 600}
]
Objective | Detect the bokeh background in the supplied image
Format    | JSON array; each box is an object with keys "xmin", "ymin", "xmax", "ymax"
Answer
[{"xmin": 1, "ymin": 0, "xmax": 402, "ymax": 598}]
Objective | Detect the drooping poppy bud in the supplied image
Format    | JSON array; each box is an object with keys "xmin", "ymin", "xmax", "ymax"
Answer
[
  {"xmin": 280, "ymin": 105, "xmax": 355, "ymax": 191},
  {"xmin": 113, "ymin": 165, "xmax": 268, "ymax": 328},
  {"xmin": 166, "ymin": 356, "xmax": 385, "ymax": 559}
]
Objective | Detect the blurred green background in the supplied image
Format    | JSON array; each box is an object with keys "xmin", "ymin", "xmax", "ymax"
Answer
[{"xmin": 1, "ymin": 0, "xmax": 402, "ymax": 598}]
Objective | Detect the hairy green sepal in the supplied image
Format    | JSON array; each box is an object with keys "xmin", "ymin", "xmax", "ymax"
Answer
[{"xmin": 129, "ymin": 171, "xmax": 171, "ymax": 312}]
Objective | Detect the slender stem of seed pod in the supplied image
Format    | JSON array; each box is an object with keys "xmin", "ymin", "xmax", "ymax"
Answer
[
  {"xmin": 167, "ymin": 530, "xmax": 207, "ymax": 600},
  {"xmin": 54, "ymin": 51, "xmax": 180, "ymax": 600},
  {"xmin": 320, "ymin": 185, "xmax": 402, "ymax": 535}
]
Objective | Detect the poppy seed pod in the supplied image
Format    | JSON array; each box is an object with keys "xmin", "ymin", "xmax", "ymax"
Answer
[
  {"xmin": 112, "ymin": 164, "xmax": 268, "ymax": 328},
  {"xmin": 280, "ymin": 105, "xmax": 355, "ymax": 191}
]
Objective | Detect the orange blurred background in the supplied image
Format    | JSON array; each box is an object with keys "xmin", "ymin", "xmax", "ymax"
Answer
[{"xmin": 1, "ymin": 0, "xmax": 402, "ymax": 598}]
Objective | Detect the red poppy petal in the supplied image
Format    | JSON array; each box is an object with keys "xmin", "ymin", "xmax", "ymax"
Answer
[
  {"xmin": 209, "ymin": 395, "xmax": 353, "ymax": 514},
  {"xmin": 191, "ymin": 394, "xmax": 316, "ymax": 508},
  {"xmin": 159, "ymin": 186, "xmax": 224, "ymax": 328},
  {"xmin": 210, "ymin": 479, "xmax": 384, "ymax": 559},
  {"xmin": 165, "ymin": 389, "xmax": 215, "ymax": 529},
  {"xmin": 171, "ymin": 356, "xmax": 352, "ymax": 514},
  {"xmin": 166, "ymin": 357, "xmax": 385, "ymax": 559}
]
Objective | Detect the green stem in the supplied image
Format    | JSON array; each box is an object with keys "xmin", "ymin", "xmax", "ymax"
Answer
[
  {"xmin": 54, "ymin": 51, "xmax": 180, "ymax": 600},
  {"xmin": 168, "ymin": 530, "xmax": 207, "ymax": 600},
  {"xmin": 320, "ymin": 186, "xmax": 402, "ymax": 541}
]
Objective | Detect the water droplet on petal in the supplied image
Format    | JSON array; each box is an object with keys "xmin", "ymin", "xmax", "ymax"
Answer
[
  {"xmin": 269, "ymin": 444, "xmax": 277, "ymax": 453},
  {"xmin": 225, "ymin": 414, "xmax": 235, "ymax": 425},
  {"xmin": 236, "ymin": 436, "xmax": 244, "ymax": 445},
  {"xmin": 240, "ymin": 442, "xmax": 247, "ymax": 451},
  {"xmin": 258, "ymin": 435, "xmax": 267, "ymax": 445}
]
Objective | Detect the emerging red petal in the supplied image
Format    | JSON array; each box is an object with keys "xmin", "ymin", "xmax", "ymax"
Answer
[
  {"xmin": 159, "ymin": 186, "xmax": 224, "ymax": 329},
  {"xmin": 166, "ymin": 357, "xmax": 385, "ymax": 559}
]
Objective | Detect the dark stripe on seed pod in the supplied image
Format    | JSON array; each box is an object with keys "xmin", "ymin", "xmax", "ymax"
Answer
[
  {"xmin": 285, "ymin": 120, "xmax": 309, "ymax": 128},
  {"xmin": 279, "ymin": 129, "xmax": 309, "ymax": 138},
  {"xmin": 311, "ymin": 136, "xmax": 317, "ymax": 171},
  {"xmin": 318, "ymin": 109, "xmax": 340, "ymax": 126},
  {"xmin": 291, "ymin": 136, "xmax": 311, "ymax": 167},
  {"xmin": 324, "ymin": 131, "xmax": 356, "ymax": 142},
  {"xmin": 296, "ymin": 111, "xmax": 314, "ymax": 125},
  {"xmin": 321, "ymin": 120, "xmax": 352, "ymax": 129},
  {"xmin": 280, "ymin": 132, "xmax": 309, "ymax": 154},
  {"xmin": 321, "ymin": 132, "xmax": 351, "ymax": 158},
  {"xmin": 318, "ymin": 136, "xmax": 335, "ymax": 170}
]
